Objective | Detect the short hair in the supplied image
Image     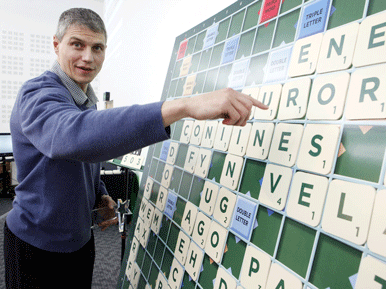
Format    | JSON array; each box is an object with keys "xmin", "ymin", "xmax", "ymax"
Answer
[{"xmin": 56, "ymin": 8, "xmax": 107, "ymax": 41}]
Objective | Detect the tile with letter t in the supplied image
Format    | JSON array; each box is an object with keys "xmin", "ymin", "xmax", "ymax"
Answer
[
  {"xmin": 166, "ymin": 142, "xmax": 179, "ymax": 165},
  {"xmin": 239, "ymin": 245, "xmax": 271, "ymax": 289},
  {"xmin": 322, "ymin": 179, "xmax": 376, "ymax": 245},
  {"xmin": 161, "ymin": 164, "xmax": 174, "ymax": 189},
  {"xmin": 286, "ymin": 171, "xmax": 329, "ymax": 227},
  {"xmin": 268, "ymin": 123, "xmax": 304, "ymax": 167},
  {"xmin": 213, "ymin": 187, "xmax": 237, "ymax": 228},
  {"xmin": 143, "ymin": 177, "xmax": 154, "ymax": 200},
  {"xmin": 353, "ymin": 10, "xmax": 386, "ymax": 67},
  {"xmin": 155, "ymin": 271, "xmax": 168, "ymax": 289},
  {"xmin": 194, "ymin": 148, "xmax": 212, "ymax": 179},
  {"xmin": 174, "ymin": 230, "xmax": 191, "ymax": 266},
  {"xmin": 180, "ymin": 120, "xmax": 194, "ymax": 144},
  {"xmin": 345, "ymin": 64, "xmax": 386, "ymax": 120},
  {"xmin": 168, "ymin": 258, "xmax": 184, "ymax": 289},
  {"xmin": 265, "ymin": 263, "xmax": 302, "ymax": 289},
  {"xmin": 192, "ymin": 211, "xmax": 211, "ymax": 249},
  {"xmin": 259, "ymin": 164, "xmax": 293, "ymax": 211},
  {"xmin": 241, "ymin": 86, "xmax": 259, "ymax": 120},
  {"xmin": 199, "ymin": 181, "xmax": 220, "ymax": 216},
  {"xmin": 200, "ymin": 121, "xmax": 219, "ymax": 149},
  {"xmin": 355, "ymin": 256, "xmax": 386, "ymax": 289},
  {"xmin": 306, "ymin": 72, "xmax": 350, "ymax": 120},
  {"xmin": 184, "ymin": 145, "xmax": 200, "ymax": 174},
  {"xmin": 205, "ymin": 220, "xmax": 228, "ymax": 264},
  {"xmin": 367, "ymin": 189, "xmax": 386, "ymax": 258},
  {"xmin": 181, "ymin": 201, "xmax": 198, "ymax": 236},
  {"xmin": 213, "ymin": 122, "xmax": 234, "ymax": 152},
  {"xmin": 213, "ymin": 267, "xmax": 237, "ymax": 289},
  {"xmin": 245, "ymin": 122, "xmax": 274, "ymax": 160},
  {"xmin": 220, "ymin": 153, "xmax": 244, "ymax": 191},
  {"xmin": 185, "ymin": 241, "xmax": 205, "ymax": 282},
  {"xmin": 297, "ymin": 124, "xmax": 341, "ymax": 175},
  {"xmin": 190, "ymin": 120, "xmax": 206, "ymax": 146},
  {"xmin": 228, "ymin": 123, "xmax": 252, "ymax": 157},
  {"xmin": 254, "ymin": 83, "xmax": 282, "ymax": 120}
]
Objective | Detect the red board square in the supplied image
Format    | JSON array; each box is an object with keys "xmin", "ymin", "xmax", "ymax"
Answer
[
  {"xmin": 260, "ymin": 0, "xmax": 282, "ymax": 24},
  {"xmin": 177, "ymin": 39, "xmax": 188, "ymax": 60}
]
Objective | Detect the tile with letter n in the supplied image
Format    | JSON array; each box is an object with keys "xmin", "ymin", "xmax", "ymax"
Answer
[
  {"xmin": 276, "ymin": 218, "xmax": 316, "ymax": 278},
  {"xmin": 220, "ymin": 153, "xmax": 244, "ymax": 191},
  {"xmin": 309, "ymin": 233, "xmax": 362, "ymax": 289},
  {"xmin": 238, "ymin": 158, "xmax": 266, "ymax": 201},
  {"xmin": 221, "ymin": 232, "xmax": 247, "ymax": 280},
  {"xmin": 245, "ymin": 122, "xmax": 275, "ymax": 161},
  {"xmin": 198, "ymin": 253, "xmax": 219, "ymax": 289}
]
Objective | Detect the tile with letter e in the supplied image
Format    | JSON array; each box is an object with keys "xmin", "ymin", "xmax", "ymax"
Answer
[
  {"xmin": 278, "ymin": 77, "xmax": 311, "ymax": 120},
  {"xmin": 213, "ymin": 187, "xmax": 237, "ymax": 228},
  {"xmin": 228, "ymin": 123, "xmax": 252, "ymax": 157},
  {"xmin": 174, "ymin": 230, "xmax": 191, "ymax": 266},
  {"xmin": 190, "ymin": 120, "xmax": 206, "ymax": 146},
  {"xmin": 155, "ymin": 272, "xmax": 168, "ymax": 289},
  {"xmin": 367, "ymin": 189, "xmax": 386, "ymax": 258},
  {"xmin": 213, "ymin": 267, "xmax": 237, "ymax": 289},
  {"xmin": 180, "ymin": 120, "xmax": 194, "ymax": 144},
  {"xmin": 192, "ymin": 211, "xmax": 211, "ymax": 249},
  {"xmin": 205, "ymin": 220, "xmax": 228, "ymax": 264},
  {"xmin": 297, "ymin": 124, "xmax": 340, "ymax": 175},
  {"xmin": 288, "ymin": 33, "xmax": 323, "ymax": 77},
  {"xmin": 306, "ymin": 71, "xmax": 350, "ymax": 120},
  {"xmin": 220, "ymin": 153, "xmax": 244, "ymax": 191},
  {"xmin": 185, "ymin": 241, "xmax": 204, "ymax": 282},
  {"xmin": 230, "ymin": 195, "xmax": 258, "ymax": 241},
  {"xmin": 143, "ymin": 177, "xmax": 153, "ymax": 200},
  {"xmin": 181, "ymin": 201, "xmax": 198, "ymax": 236},
  {"xmin": 265, "ymin": 263, "xmax": 302, "ymax": 289},
  {"xmin": 317, "ymin": 22, "xmax": 359, "ymax": 74},
  {"xmin": 246, "ymin": 122, "xmax": 274, "ymax": 160},
  {"xmin": 345, "ymin": 64, "xmax": 386, "ymax": 120},
  {"xmin": 155, "ymin": 186, "xmax": 168, "ymax": 212},
  {"xmin": 239, "ymin": 245, "xmax": 271, "ymax": 289},
  {"xmin": 194, "ymin": 148, "xmax": 212, "ymax": 179},
  {"xmin": 355, "ymin": 256, "xmax": 386, "ymax": 289},
  {"xmin": 213, "ymin": 122, "xmax": 234, "ymax": 152},
  {"xmin": 286, "ymin": 172, "xmax": 329, "ymax": 227},
  {"xmin": 241, "ymin": 87, "xmax": 259, "ymax": 120},
  {"xmin": 353, "ymin": 10, "xmax": 386, "ymax": 67},
  {"xmin": 184, "ymin": 145, "xmax": 199, "ymax": 174},
  {"xmin": 322, "ymin": 179, "xmax": 376, "ymax": 245},
  {"xmin": 259, "ymin": 164, "xmax": 293, "ymax": 211},
  {"xmin": 143, "ymin": 202, "xmax": 154, "ymax": 227},
  {"xmin": 254, "ymin": 84, "xmax": 282, "ymax": 120},
  {"xmin": 268, "ymin": 123, "xmax": 304, "ymax": 167},
  {"xmin": 168, "ymin": 258, "xmax": 184, "ymax": 289},
  {"xmin": 166, "ymin": 142, "xmax": 179, "ymax": 165},
  {"xmin": 161, "ymin": 164, "xmax": 174, "ymax": 189},
  {"xmin": 200, "ymin": 121, "xmax": 219, "ymax": 149},
  {"xmin": 199, "ymin": 181, "xmax": 220, "ymax": 216}
]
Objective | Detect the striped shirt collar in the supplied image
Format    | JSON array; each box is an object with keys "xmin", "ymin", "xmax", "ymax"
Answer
[{"xmin": 50, "ymin": 61, "xmax": 99, "ymax": 108}]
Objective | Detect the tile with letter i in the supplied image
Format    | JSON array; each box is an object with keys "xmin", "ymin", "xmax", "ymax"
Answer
[
  {"xmin": 213, "ymin": 187, "xmax": 237, "ymax": 228},
  {"xmin": 180, "ymin": 120, "xmax": 194, "ymax": 144},
  {"xmin": 166, "ymin": 142, "xmax": 179, "ymax": 165},
  {"xmin": 297, "ymin": 124, "xmax": 341, "ymax": 175},
  {"xmin": 254, "ymin": 84, "xmax": 282, "ymax": 120},
  {"xmin": 268, "ymin": 123, "xmax": 303, "ymax": 167},
  {"xmin": 220, "ymin": 153, "xmax": 244, "ymax": 191},
  {"xmin": 228, "ymin": 123, "xmax": 252, "ymax": 157},
  {"xmin": 355, "ymin": 256, "xmax": 386, "ymax": 289},
  {"xmin": 161, "ymin": 164, "xmax": 174, "ymax": 189},
  {"xmin": 277, "ymin": 77, "xmax": 311, "ymax": 121},
  {"xmin": 239, "ymin": 245, "xmax": 271, "ymax": 289},
  {"xmin": 306, "ymin": 71, "xmax": 350, "ymax": 120},
  {"xmin": 213, "ymin": 122, "xmax": 234, "ymax": 152},
  {"xmin": 181, "ymin": 201, "xmax": 198, "ymax": 236},
  {"xmin": 367, "ymin": 189, "xmax": 386, "ymax": 258},
  {"xmin": 259, "ymin": 163, "xmax": 293, "ymax": 211},
  {"xmin": 185, "ymin": 241, "xmax": 204, "ymax": 282},
  {"xmin": 168, "ymin": 258, "xmax": 184, "ymax": 289},
  {"xmin": 265, "ymin": 263, "xmax": 302, "ymax": 289},
  {"xmin": 199, "ymin": 181, "xmax": 220, "ymax": 216},
  {"xmin": 245, "ymin": 122, "xmax": 274, "ymax": 160},
  {"xmin": 200, "ymin": 121, "xmax": 218, "ymax": 149},
  {"xmin": 174, "ymin": 230, "xmax": 191, "ymax": 266},
  {"xmin": 194, "ymin": 148, "xmax": 212, "ymax": 179},
  {"xmin": 192, "ymin": 211, "xmax": 211, "ymax": 249},
  {"xmin": 241, "ymin": 87, "xmax": 259, "ymax": 120},
  {"xmin": 213, "ymin": 267, "xmax": 237, "ymax": 289},
  {"xmin": 322, "ymin": 179, "xmax": 376, "ymax": 245},
  {"xmin": 190, "ymin": 120, "xmax": 206, "ymax": 146},
  {"xmin": 345, "ymin": 64, "xmax": 386, "ymax": 120},
  {"xmin": 184, "ymin": 145, "xmax": 199, "ymax": 174},
  {"xmin": 205, "ymin": 220, "xmax": 228, "ymax": 264},
  {"xmin": 286, "ymin": 171, "xmax": 329, "ymax": 227},
  {"xmin": 143, "ymin": 177, "xmax": 153, "ymax": 200}
]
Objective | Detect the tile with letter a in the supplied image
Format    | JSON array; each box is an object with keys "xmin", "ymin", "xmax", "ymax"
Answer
[
  {"xmin": 161, "ymin": 164, "xmax": 174, "ymax": 188},
  {"xmin": 194, "ymin": 148, "xmax": 212, "ymax": 179},
  {"xmin": 168, "ymin": 258, "xmax": 184, "ymax": 289},
  {"xmin": 228, "ymin": 123, "xmax": 252, "ymax": 157},
  {"xmin": 205, "ymin": 220, "xmax": 228, "ymax": 264},
  {"xmin": 180, "ymin": 120, "xmax": 194, "ymax": 144},
  {"xmin": 297, "ymin": 124, "xmax": 341, "ymax": 175},
  {"xmin": 155, "ymin": 271, "xmax": 168, "ymax": 289},
  {"xmin": 181, "ymin": 201, "xmax": 198, "ymax": 236},
  {"xmin": 265, "ymin": 263, "xmax": 302, "ymax": 289},
  {"xmin": 192, "ymin": 211, "xmax": 211, "ymax": 249},
  {"xmin": 278, "ymin": 77, "xmax": 311, "ymax": 120},
  {"xmin": 185, "ymin": 241, "xmax": 204, "ymax": 282},
  {"xmin": 288, "ymin": 33, "xmax": 323, "ymax": 78},
  {"xmin": 213, "ymin": 187, "xmax": 237, "ymax": 228},
  {"xmin": 174, "ymin": 230, "xmax": 191, "ymax": 266},
  {"xmin": 246, "ymin": 122, "xmax": 274, "ymax": 160},
  {"xmin": 213, "ymin": 267, "xmax": 237, "ymax": 289},
  {"xmin": 201, "ymin": 121, "xmax": 219, "ymax": 149},
  {"xmin": 317, "ymin": 22, "xmax": 359, "ymax": 74},
  {"xmin": 306, "ymin": 72, "xmax": 350, "ymax": 120},
  {"xmin": 156, "ymin": 186, "xmax": 168, "ymax": 212},
  {"xmin": 213, "ymin": 122, "xmax": 234, "ymax": 152},
  {"xmin": 190, "ymin": 120, "xmax": 206, "ymax": 146},
  {"xmin": 184, "ymin": 145, "xmax": 200, "ymax": 174},
  {"xmin": 259, "ymin": 164, "xmax": 293, "ymax": 211},
  {"xmin": 268, "ymin": 123, "xmax": 304, "ymax": 167},
  {"xmin": 239, "ymin": 245, "xmax": 271, "ymax": 289},
  {"xmin": 167, "ymin": 142, "xmax": 179, "ymax": 165},
  {"xmin": 199, "ymin": 181, "xmax": 220, "ymax": 216},
  {"xmin": 286, "ymin": 171, "xmax": 329, "ymax": 227},
  {"xmin": 353, "ymin": 10, "xmax": 386, "ymax": 68},
  {"xmin": 143, "ymin": 177, "xmax": 153, "ymax": 200},
  {"xmin": 242, "ymin": 87, "xmax": 259, "ymax": 120},
  {"xmin": 254, "ymin": 84, "xmax": 282, "ymax": 120},
  {"xmin": 367, "ymin": 189, "xmax": 386, "ymax": 258},
  {"xmin": 322, "ymin": 179, "xmax": 376, "ymax": 245},
  {"xmin": 220, "ymin": 153, "xmax": 244, "ymax": 191},
  {"xmin": 355, "ymin": 256, "xmax": 386, "ymax": 289},
  {"xmin": 345, "ymin": 64, "xmax": 386, "ymax": 120}
]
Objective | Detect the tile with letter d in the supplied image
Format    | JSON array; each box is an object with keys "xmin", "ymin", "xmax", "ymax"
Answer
[
  {"xmin": 322, "ymin": 179, "xmax": 376, "ymax": 245},
  {"xmin": 353, "ymin": 10, "xmax": 386, "ymax": 68},
  {"xmin": 205, "ymin": 220, "xmax": 228, "ymax": 264},
  {"xmin": 286, "ymin": 171, "xmax": 329, "ymax": 227},
  {"xmin": 345, "ymin": 64, "xmax": 386, "ymax": 120},
  {"xmin": 181, "ymin": 201, "xmax": 198, "ymax": 236},
  {"xmin": 355, "ymin": 256, "xmax": 386, "ymax": 289},
  {"xmin": 367, "ymin": 189, "xmax": 386, "ymax": 258},
  {"xmin": 306, "ymin": 72, "xmax": 350, "ymax": 120},
  {"xmin": 180, "ymin": 120, "xmax": 194, "ymax": 144},
  {"xmin": 213, "ymin": 122, "xmax": 233, "ymax": 152},
  {"xmin": 259, "ymin": 164, "xmax": 293, "ymax": 211},
  {"xmin": 239, "ymin": 245, "xmax": 271, "ymax": 289},
  {"xmin": 167, "ymin": 142, "xmax": 179, "ymax": 165},
  {"xmin": 199, "ymin": 181, "xmax": 220, "ymax": 216},
  {"xmin": 228, "ymin": 123, "xmax": 252, "ymax": 157},
  {"xmin": 297, "ymin": 124, "xmax": 341, "ymax": 175},
  {"xmin": 245, "ymin": 122, "xmax": 274, "ymax": 160},
  {"xmin": 213, "ymin": 187, "xmax": 237, "ymax": 228},
  {"xmin": 213, "ymin": 267, "xmax": 237, "ymax": 289},
  {"xmin": 241, "ymin": 87, "xmax": 259, "ymax": 120},
  {"xmin": 254, "ymin": 83, "xmax": 282, "ymax": 120},
  {"xmin": 168, "ymin": 258, "xmax": 184, "ymax": 289},
  {"xmin": 194, "ymin": 148, "xmax": 212, "ymax": 179},
  {"xmin": 265, "ymin": 263, "xmax": 302, "ymax": 289},
  {"xmin": 185, "ymin": 241, "xmax": 204, "ymax": 282},
  {"xmin": 200, "ymin": 121, "xmax": 219, "ymax": 149},
  {"xmin": 268, "ymin": 123, "xmax": 304, "ymax": 167},
  {"xmin": 190, "ymin": 120, "xmax": 206, "ymax": 146}
]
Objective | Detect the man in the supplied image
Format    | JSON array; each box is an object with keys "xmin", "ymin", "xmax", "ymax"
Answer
[{"xmin": 4, "ymin": 7, "xmax": 267, "ymax": 289}]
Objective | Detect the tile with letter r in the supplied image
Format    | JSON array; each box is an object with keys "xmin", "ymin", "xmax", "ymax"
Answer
[
  {"xmin": 245, "ymin": 122, "xmax": 274, "ymax": 161},
  {"xmin": 367, "ymin": 189, "xmax": 386, "ymax": 258},
  {"xmin": 265, "ymin": 263, "xmax": 302, "ymax": 289},
  {"xmin": 355, "ymin": 256, "xmax": 386, "ymax": 289},
  {"xmin": 220, "ymin": 153, "xmax": 244, "ymax": 191},
  {"xmin": 161, "ymin": 164, "xmax": 174, "ymax": 189},
  {"xmin": 155, "ymin": 271, "xmax": 168, "ymax": 289},
  {"xmin": 155, "ymin": 186, "xmax": 168, "ymax": 212}
]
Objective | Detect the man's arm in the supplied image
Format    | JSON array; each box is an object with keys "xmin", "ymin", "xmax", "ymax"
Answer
[{"xmin": 161, "ymin": 88, "xmax": 268, "ymax": 128}]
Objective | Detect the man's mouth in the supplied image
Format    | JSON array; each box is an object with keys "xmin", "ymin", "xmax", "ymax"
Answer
[{"xmin": 77, "ymin": 66, "xmax": 93, "ymax": 72}]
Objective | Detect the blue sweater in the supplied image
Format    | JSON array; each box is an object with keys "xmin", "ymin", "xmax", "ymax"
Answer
[{"xmin": 7, "ymin": 71, "xmax": 169, "ymax": 252}]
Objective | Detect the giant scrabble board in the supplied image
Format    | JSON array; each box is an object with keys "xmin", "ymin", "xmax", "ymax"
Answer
[{"xmin": 117, "ymin": 0, "xmax": 386, "ymax": 288}]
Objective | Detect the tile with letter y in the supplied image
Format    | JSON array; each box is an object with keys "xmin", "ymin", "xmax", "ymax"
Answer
[
  {"xmin": 194, "ymin": 148, "xmax": 212, "ymax": 179},
  {"xmin": 367, "ymin": 189, "xmax": 386, "ymax": 258},
  {"xmin": 355, "ymin": 256, "xmax": 386, "ymax": 289}
]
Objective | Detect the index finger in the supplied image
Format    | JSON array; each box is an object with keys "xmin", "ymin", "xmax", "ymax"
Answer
[{"xmin": 240, "ymin": 93, "xmax": 269, "ymax": 110}]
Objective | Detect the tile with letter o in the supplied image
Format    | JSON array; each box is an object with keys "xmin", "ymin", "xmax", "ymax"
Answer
[
  {"xmin": 205, "ymin": 220, "xmax": 228, "ymax": 264},
  {"xmin": 190, "ymin": 120, "xmax": 206, "ymax": 146},
  {"xmin": 161, "ymin": 164, "xmax": 174, "ymax": 188}
]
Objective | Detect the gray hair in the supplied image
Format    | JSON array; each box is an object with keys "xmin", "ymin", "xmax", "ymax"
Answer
[{"xmin": 56, "ymin": 8, "xmax": 107, "ymax": 41}]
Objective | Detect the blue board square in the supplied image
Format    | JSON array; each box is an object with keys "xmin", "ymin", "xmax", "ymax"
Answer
[
  {"xmin": 164, "ymin": 191, "xmax": 177, "ymax": 219},
  {"xmin": 221, "ymin": 35, "xmax": 240, "ymax": 65},
  {"xmin": 230, "ymin": 196, "xmax": 258, "ymax": 241},
  {"xmin": 298, "ymin": 0, "xmax": 331, "ymax": 39},
  {"xmin": 159, "ymin": 140, "xmax": 171, "ymax": 162}
]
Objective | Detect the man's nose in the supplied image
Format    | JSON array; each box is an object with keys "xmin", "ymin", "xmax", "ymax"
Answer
[{"xmin": 82, "ymin": 47, "xmax": 94, "ymax": 62}]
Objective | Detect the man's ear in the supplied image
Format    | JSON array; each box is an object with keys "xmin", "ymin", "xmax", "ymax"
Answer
[{"xmin": 53, "ymin": 35, "xmax": 60, "ymax": 55}]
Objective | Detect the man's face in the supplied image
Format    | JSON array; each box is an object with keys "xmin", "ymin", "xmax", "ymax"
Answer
[{"xmin": 53, "ymin": 25, "xmax": 106, "ymax": 92}]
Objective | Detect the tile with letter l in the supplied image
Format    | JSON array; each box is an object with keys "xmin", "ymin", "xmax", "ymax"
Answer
[
  {"xmin": 185, "ymin": 241, "xmax": 205, "ymax": 282},
  {"xmin": 265, "ymin": 263, "xmax": 302, "ymax": 289},
  {"xmin": 268, "ymin": 123, "xmax": 304, "ymax": 167},
  {"xmin": 220, "ymin": 153, "xmax": 244, "ymax": 191},
  {"xmin": 345, "ymin": 64, "xmax": 386, "ymax": 120},
  {"xmin": 190, "ymin": 120, "xmax": 206, "ymax": 146},
  {"xmin": 239, "ymin": 245, "xmax": 271, "ymax": 289},
  {"xmin": 213, "ymin": 267, "xmax": 237, "ymax": 289},
  {"xmin": 192, "ymin": 211, "xmax": 211, "ymax": 249},
  {"xmin": 317, "ymin": 22, "xmax": 359, "ymax": 74},
  {"xmin": 213, "ymin": 122, "xmax": 234, "ymax": 152},
  {"xmin": 245, "ymin": 122, "xmax": 274, "ymax": 160},
  {"xmin": 367, "ymin": 189, "xmax": 386, "ymax": 258},
  {"xmin": 322, "ymin": 179, "xmax": 376, "ymax": 245},
  {"xmin": 353, "ymin": 10, "xmax": 386, "ymax": 67},
  {"xmin": 174, "ymin": 230, "xmax": 191, "ymax": 266},
  {"xmin": 213, "ymin": 187, "xmax": 237, "ymax": 228},
  {"xmin": 228, "ymin": 123, "xmax": 251, "ymax": 157},
  {"xmin": 205, "ymin": 220, "xmax": 228, "ymax": 264},
  {"xmin": 194, "ymin": 148, "xmax": 212, "ymax": 179},
  {"xmin": 306, "ymin": 71, "xmax": 350, "ymax": 120},
  {"xmin": 180, "ymin": 120, "xmax": 194, "ymax": 144},
  {"xmin": 254, "ymin": 83, "xmax": 282, "ymax": 120},
  {"xmin": 297, "ymin": 124, "xmax": 340, "ymax": 175},
  {"xmin": 355, "ymin": 256, "xmax": 386, "ymax": 289},
  {"xmin": 181, "ymin": 201, "xmax": 198, "ymax": 236},
  {"xmin": 168, "ymin": 258, "xmax": 184, "ymax": 289},
  {"xmin": 200, "ymin": 120, "xmax": 219, "ymax": 149},
  {"xmin": 199, "ymin": 180, "xmax": 220, "ymax": 216},
  {"xmin": 259, "ymin": 164, "xmax": 293, "ymax": 211},
  {"xmin": 286, "ymin": 171, "xmax": 329, "ymax": 227},
  {"xmin": 184, "ymin": 145, "xmax": 200, "ymax": 174}
]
